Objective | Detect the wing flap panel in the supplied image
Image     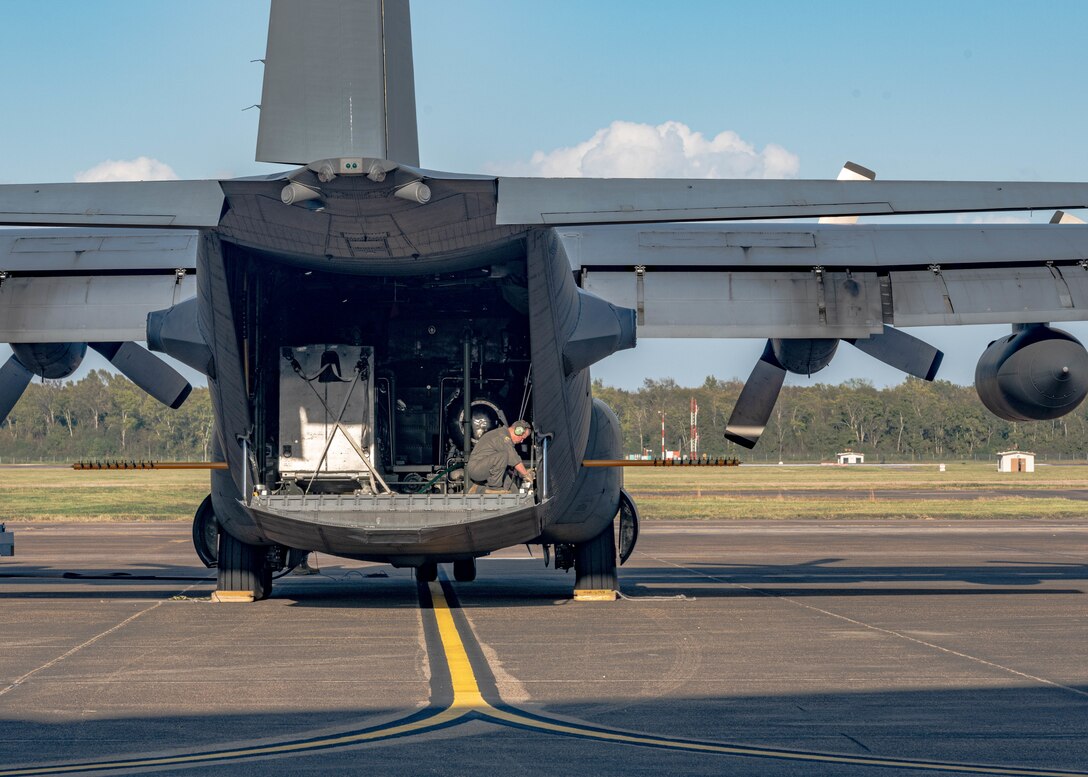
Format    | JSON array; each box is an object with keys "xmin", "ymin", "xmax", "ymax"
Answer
[
  {"xmin": 566, "ymin": 221, "xmax": 1088, "ymax": 335},
  {"xmin": 0, "ymin": 275, "xmax": 196, "ymax": 342},
  {"xmin": 891, "ymin": 267, "xmax": 1088, "ymax": 326},
  {"xmin": 583, "ymin": 269, "xmax": 883, "ymax": 338},
  {"xmin": 561, "ymin": 223, "xmax": 1088, "ymax": 270},
  {"xmin": 0, "ymin": 181, "xmax": 224, "ymax": 228},
  {"xmin": 584, "ymin": 264, "xmax": 1088, "ymax": 335},
  {"xmin": 0, "ymin": 229, "xmax": 198, "ymax": 272}
]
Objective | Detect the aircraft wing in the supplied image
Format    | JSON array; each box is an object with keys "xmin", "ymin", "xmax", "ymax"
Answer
[
  {"xmin": 4, "ymin": 192, "xmax": 1087, "ymax": 343},
  {"xmin": 497, "ymin": 177, "xmax": 1088, "ymax": 225},
  {"xmin": 0, "ymin": 229, "xmax": 197, "ymax": 342},
  {"xmin": 0, "ymin": 181, "xmax": 224, "ymax": 228},
  {"xmin": 560, "ymin": 222, "xmax": 1088, "ymax": 338}
]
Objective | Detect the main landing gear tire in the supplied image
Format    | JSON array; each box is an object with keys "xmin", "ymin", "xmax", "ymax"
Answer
[
  {"xmin": 573, "ymin": 522, "xmax": 617, "ymax": 601},
  {"xmin": 191, "ymin": 495, "xmax": 218, "ymax": 568},
  {"xmin": 453, "ymin": 558, "xmax": 477, "ymax": 582},
  {"xmin": 415, "ymin": 561, "xmax": 438, "ymax": 583},
  {"xmin": 217, "ymin": 530, "xmax": 271, "ymax": 602}
]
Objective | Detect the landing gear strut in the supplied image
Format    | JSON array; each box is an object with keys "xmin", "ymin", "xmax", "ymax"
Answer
[{"xmin": 573, "ymin": 522, "xmax": 617, "ymax": 601}]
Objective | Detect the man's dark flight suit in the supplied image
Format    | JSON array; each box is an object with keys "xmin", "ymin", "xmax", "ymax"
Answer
[{"xmin": 466, "ymin": 427, "xmax": 522, "ymax": 492}]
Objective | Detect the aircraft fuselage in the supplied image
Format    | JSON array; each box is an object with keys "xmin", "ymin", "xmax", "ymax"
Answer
[{"xmin": 176, "ymin": 172, "xmax": 630, "ymax": 567}]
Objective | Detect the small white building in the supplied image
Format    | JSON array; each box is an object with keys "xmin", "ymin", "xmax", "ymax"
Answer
[
  {"xmin": 836, "ymin": 451, "xmax": 865, "ymax": 465},
  {"xmin": 997, "ymin": 451, "xmax": 1035, "ymax": 473}
]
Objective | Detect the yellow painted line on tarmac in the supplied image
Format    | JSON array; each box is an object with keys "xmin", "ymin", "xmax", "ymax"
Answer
[
  {"xmin": 427, "ymin": 582, "xmax": 488, "ymax": 710},
  {"xmin": 428, "ymin": 580, "xmax": 1088, "ymax": 777},
  {"xmin": 0, "ymin": 708, "xmax": 463, "ymax": 776},
  {"xmin": 0, "ymin": 585, "xmax": 474, "ymax": 776},
  {"xmin": 3, "ymin": 580, "xmax": 1087, "ymax": 777},
  {"xmin": 482, "ymin": 705, "xmax": 1087, "ymax": 777}
]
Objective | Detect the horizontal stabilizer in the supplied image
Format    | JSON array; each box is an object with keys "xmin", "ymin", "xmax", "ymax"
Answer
[
  {"xmin": 496, "ymin": 178, "xmax": 1088, "ymax": 226},
  {"xmin": 90, "ymin": 342, "xmax": 192, "ymax": 409},
  {"xmin": 846, "ymin": 326, "xmax": 943, "ymax": 381},
  {"xmin": 0, "ymin": 181, "xmax": 224, "ymax": 228},
  {"xmin": 724, "ymin": 342, "xmax": 786, "ymax": 449},
  {"xmin": 0, "ymin": 354, "xmax": 34, "ymax": 424}
]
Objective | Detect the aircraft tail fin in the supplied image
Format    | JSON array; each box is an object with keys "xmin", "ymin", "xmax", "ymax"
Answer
[{"xmin": 256, "ymin": 0, "xmax": 419, "ymax": 167}]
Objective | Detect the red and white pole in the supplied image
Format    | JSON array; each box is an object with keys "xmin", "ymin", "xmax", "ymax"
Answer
[{"xmin": 690, "ymin": 397, "xmax": 699, "ymax": 458}]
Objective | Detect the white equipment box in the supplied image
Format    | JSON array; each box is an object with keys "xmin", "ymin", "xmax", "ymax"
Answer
[{"xmin": 278, "ymin": 345, "xmax": 375, "ymax": 479}]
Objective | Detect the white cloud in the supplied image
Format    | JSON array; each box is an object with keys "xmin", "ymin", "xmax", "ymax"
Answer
[
  {"xmin": 489, "ymin": 120, "xmax": 799, "ymax": 179},
  {"xmin": 74, "ymin": 156, "xmax": 179, "ymax": 182}
]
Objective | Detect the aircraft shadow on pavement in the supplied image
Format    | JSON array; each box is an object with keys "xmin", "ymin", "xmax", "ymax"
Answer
[
  {"xmin": 0, "ymin": 561, "xmax": 214, "ymax": 601},
  {"xmin": 2, "ymin": 557, "xmax": 1085, "ymax": 605},
  {"xmin": 630, "ymin": 558, "xmax": 1088, "ymax": 586},
  {"xmin": 2, "ymin": 684, "xmax": 1088, "ymax": 776}
]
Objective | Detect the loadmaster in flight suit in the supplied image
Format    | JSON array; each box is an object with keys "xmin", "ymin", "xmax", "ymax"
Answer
[{"xmin": 465, "ymin": 421, "xmax": 533, "ymax": 493}]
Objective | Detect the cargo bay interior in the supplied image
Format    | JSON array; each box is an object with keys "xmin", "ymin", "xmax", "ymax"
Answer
[{"xmin": 242, "ymin": 255, "xmax": 536, "ymax": 497}]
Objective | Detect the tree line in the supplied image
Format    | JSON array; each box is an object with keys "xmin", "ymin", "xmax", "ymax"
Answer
[
  {"xmin": 0, "ymin": 371, "xmax": 214, "ymax": 463},
  {"xmin": 594, "ymin": 376, "xmax": 1088, "ymax": 462},
  {"xmin": 3, "ymin": 371, "xmax": 1087, "ymax": 463}
]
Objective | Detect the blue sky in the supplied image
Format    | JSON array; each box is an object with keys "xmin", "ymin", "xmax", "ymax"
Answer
[{"xmin": 3, "ymin": 0, "xmax": 1088, "ymax": 389}]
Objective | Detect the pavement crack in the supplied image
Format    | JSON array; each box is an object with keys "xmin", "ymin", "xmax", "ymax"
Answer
[
  {"xmin": 840, "ymin": 732, "xmax": 872, "ymax": 752},
  {"xmin": 641, "ymin": 550, "xmax": 1088, "ymax": 702},
  {"xmin": 0, "ymin": 603, "xmax": 162, "ymax": 700}
]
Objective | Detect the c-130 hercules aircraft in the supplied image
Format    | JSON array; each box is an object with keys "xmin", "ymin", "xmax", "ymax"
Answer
[{"xmin": 3, "ymin": 1, "xmax": 1088, "ymax": 603}]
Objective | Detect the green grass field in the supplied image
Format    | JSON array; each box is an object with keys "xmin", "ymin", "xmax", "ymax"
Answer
[
  {"xmin": 623, "ymin": 462, "xmax": 1088, "ymax": 520},
  {"xmin": 623, "ymin": 461, "xmax": 1088, "ymax": 490},
  {"xmin": 1, "ymin": 462, "xmax": 1086, "ymax": 522},
  {"xmin": 0, "ymin": 468, "xmax": 209, "ymax": 522}
]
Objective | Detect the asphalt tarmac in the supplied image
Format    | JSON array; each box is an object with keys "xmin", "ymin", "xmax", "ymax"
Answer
[
  {"xmin": 633, "ymin": 488, "xmax": 1088, "ymax": 500},
  {"xmin": 1, "ymin": 520, "xmax": 1086, "ymax": 776}
]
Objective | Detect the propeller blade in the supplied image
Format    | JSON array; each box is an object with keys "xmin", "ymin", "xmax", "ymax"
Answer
[
  {"xmin": 726, "ymin": 169, "xmax": 937, "ymax": 449},
  {"xmin": 818, "ymin": 166, "xmax": 944, "ymax": 380},
  {"xmin": 725, "ymin": 341, "xmax": 787, "ymax": 449},
  {"xmin": 0, "ymin": 354, "xmax": 34, "ymax": 424},
  {"xmin": 89, "ymin": 342, "xmax": 192, "ymax": 409},
  {"xmin": 820, "ymin": 162, "xmax": 877, "ymax": 225},
  {"xmin": 1051, "ymin": 210, "xmax": 1086, "ymax": 224},
  {"xmin": 845, "ymin": 325, "xmax": 943, "ymax": 381}
]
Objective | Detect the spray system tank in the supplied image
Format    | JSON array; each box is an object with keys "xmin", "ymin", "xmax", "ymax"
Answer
[{"xmin": 974, "ymin": 324, "xmax": 1088, "ymax": 421}]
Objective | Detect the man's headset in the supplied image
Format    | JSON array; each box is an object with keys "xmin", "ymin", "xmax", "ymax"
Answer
[{"xmin": 513, "ymin": 421, "xmax": 531, "ymax": 436}]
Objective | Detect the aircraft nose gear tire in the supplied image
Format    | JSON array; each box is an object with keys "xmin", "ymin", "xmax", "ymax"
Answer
[
  {"xmin": 573, "ymin": 522, "xmax": 617, "ymax": 601},
  {"xmin": 415, "ymin": 562, "xmax": 438, "ymax": 583},
  {"xmin": 216, "ymin": 531, "xmax": 272, "ymax": 602},
  {"xmin": 453, "ymin": 558, "xmax": 477, "ymax": 582}
]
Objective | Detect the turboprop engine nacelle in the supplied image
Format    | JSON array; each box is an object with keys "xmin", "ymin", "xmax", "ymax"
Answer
[
  {"xmin": 974, "ymin": 324, "xmax": 1088, "ymax": 422},
  {"xmin": 9, "ymin": 342, "xmax": 87, "ymax": 379},
  {"xmin": 771, "ymin": 338, "xmax": 839, "ymax": 375}
]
